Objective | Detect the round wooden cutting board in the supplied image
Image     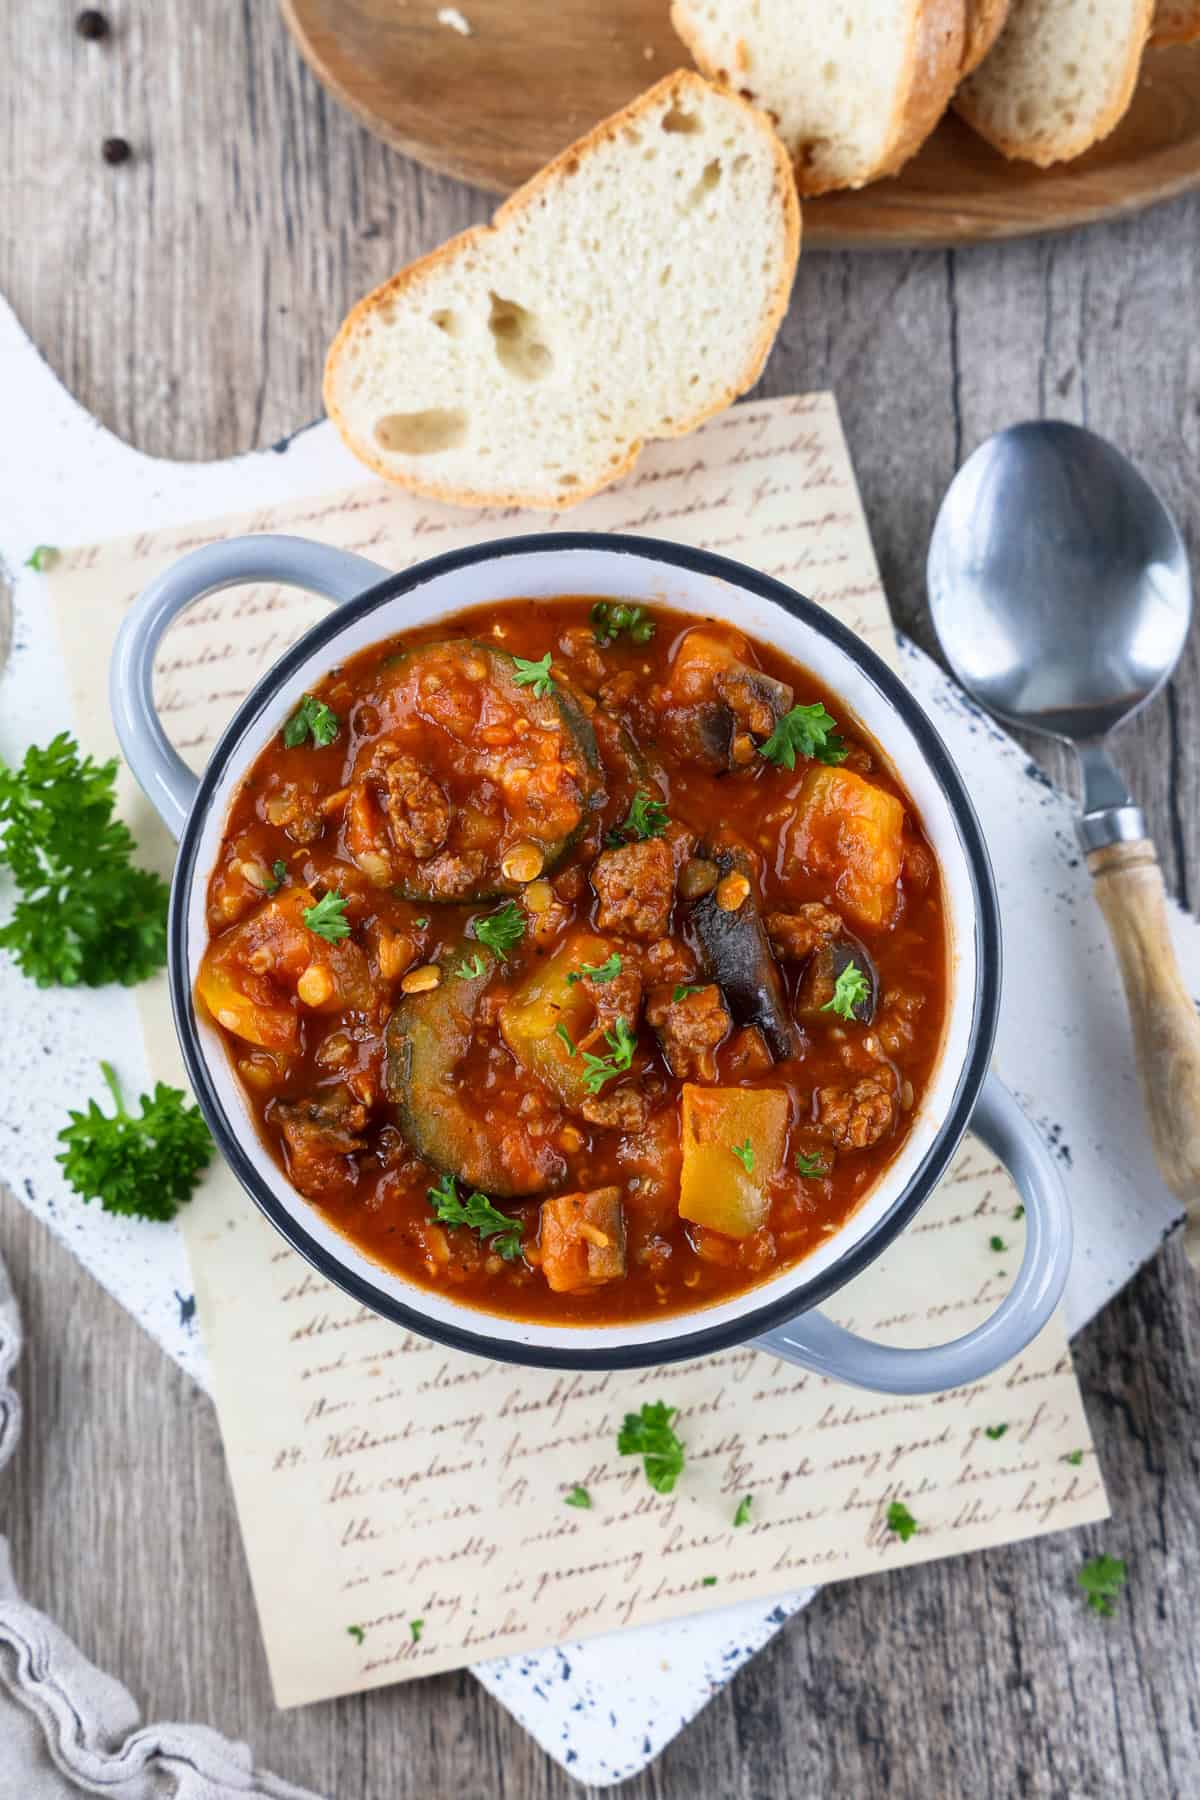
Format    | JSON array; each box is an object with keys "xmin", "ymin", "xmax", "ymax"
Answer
[{"xmin": 280, "ymin": 0, "xmax": 1200, "ymax": 246}]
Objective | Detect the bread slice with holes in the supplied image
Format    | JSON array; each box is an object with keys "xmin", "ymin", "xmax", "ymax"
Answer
[
  {"xmin": 323, "ymin": 71, "xmax": 799, "ymax": 511},
  {"xmin": 1151, "ymin": 0, "xmax": 1200, "ymax": 43},
  {"xmin": 955, "ymin": 0, "xmax": 1154, "ymax": 166},
  {"xmin": 962, "ymin": 0, "xmax": 1012, "ymax": 72},
  {"xmin": 669, "ymin": 0, "xmax": 965, "ymax": 195}
]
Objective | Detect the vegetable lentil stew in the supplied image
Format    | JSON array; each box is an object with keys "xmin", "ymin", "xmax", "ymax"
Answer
[{"xmin": 198, "ymin": 599, "xmax": 948, "ymax": 1324}]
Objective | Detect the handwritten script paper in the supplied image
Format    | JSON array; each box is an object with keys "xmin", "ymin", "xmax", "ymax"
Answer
[{"xmin": 45, "ymin": 396, "xmax": 1106, "ymax": 1705}]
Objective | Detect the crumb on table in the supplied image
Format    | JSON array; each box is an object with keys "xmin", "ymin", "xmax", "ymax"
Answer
[{"xmin": 437, "ymin": 6, "xmax": 472, "ymax": 33}]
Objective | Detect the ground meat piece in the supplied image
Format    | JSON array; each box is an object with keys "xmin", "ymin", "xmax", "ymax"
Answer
[
  {"xmin": 815, "ymin": 1078, "xmax": 895, "ymax": 1150},
  {"xmin": 766, "ymin": 903, "xmax": 844, "ymax": 964},
  {"xmin": 580, "ymin": 1086, "xmax": 651, "ymax": 1131},
  {"xmin": 409, "ymin": 848, "xmax": 488, "ymax": 901},
  {"xmin": 591, "ymin": 837, "xmax": 674, "ymax": 941},
  {"xmin": 556, "ymin": 625, "xmax": 607, "ymax": 692},
  {"xmin": 581, "ymin": 964, "xmax": 643, "ymax": 1036},
  {"xmin": 382, "ymin": 752, "xmax": 452, "ymax": 860},
  {"xmin": 646, "ymin": 983, "xmax": 730, "ymax": 1081},
  {"xmin": 273, "ymin": 1085, "xmax": 368, "ymax": 1201},
  {"xmin": 264, "ymin": 780, "xmax": 326, "ymax": 847},
  {"xmin": 598, "ymin": 669, "xmax": 639, "ymax": 713}
]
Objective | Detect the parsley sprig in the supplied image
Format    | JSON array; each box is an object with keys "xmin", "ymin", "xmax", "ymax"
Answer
[
  {"xmin": 618, "ymin": 1401, "xmax": 685, "ymax": 1494},
  {"xmin": 567, "ymin": 952, "xmax": 623, "ymax": 986},
  {"xmin": 456, "ymin": 952, "xmax": 488, "ymax": 980},
  {"xmin": 512, "ymin": 652, "xmax": 555, "ymax": 698},
  {"xmin": 264, "ymin": 858, "xmax": 288, "ymax": 896},
  {"xmin": 427, "ymin": 1172, "xmax": 524, "ymax": 1261},
  {"xmin": 731, "ymin": 1138, "xmax": 755, "ymax": 1173},
  {"xmin": 1077, "ymin": 1554, "xmax": 1127, "ymax": 1618},
  {"xmin": 582, "ymin": 1018, "xmax": 637, "ymax": 1094},
  {"xmin": 590, "ymin": 601, "xmax": 655, "ymax": 647},
  {"xmin": 822, "ymin": 961, "xmax": 870, "ymax": 1022},
  {"xmin": 758, "ymin": 702, "xmax": 848, "ymax": 771},
  {"xmin": 473, "ymin": 900, "xmax": 525, "ymax": 960},
  {"xmin": 795, "ymin": 1151, "xmax": 829, "ymax": 1178},
  {"xmin": 733, "ymin": 1495, "xmax": 753, "ymax": 1527},
  {"xmin": 303, "ymin": 890, "xmax": 350, "ymax": 942},
  {"xmin": 606, "ymin": 789, "xmax": 669, "ymax": 846},
  {"xmin": 57, "ymin": 1062, "xmax": 212, "ymax": 1222},
  {"xmin": 0, "ymin": 734, "xmax": 169, "ymax": 988},
  {"xmin": 282, "ymin": 694, "xmax": 340, "ymax": 748},
  {"xmin": 885, "ymin": 1500, "xmax": 918, "ymax": 1542},
  {"xmin": 565, "ymin": 1484, "xmax": 592, "ymax": 1510},
  {"xmin": 24, "ymin": 545, "xmax": 58, "ymax": 572}
]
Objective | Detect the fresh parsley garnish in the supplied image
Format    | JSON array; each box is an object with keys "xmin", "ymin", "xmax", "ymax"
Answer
[
  {"xmin": 347, "ymin": 1625, "xmax": 365, "ymax": 1645},
  {"xmin": 473, "ymin": 900, "xmax": 525, "ymax": 960},
  {"xmin": 555, "ymin": 1022, "xmax": 577, "ymax": 1057},
  {"xmin": 985, "ymin": 1424, "xmax": 1008, "ymax": 1441},
  {"xmin": 590, "ymin": 601, "xmax": 655, "ymax": 647},
  {"xmin": 1077, "ymin": 1554, "xmax": 1126, "ymax": 1618},
  {"xmin": 303, "ymin": 890, "xmax": 350, "ymax": 942},
  {"xmin": 24, "ymin": 544, "xmax": 58, "ymax": 572},
  {"xmin": 0, "ymin": 733, "xmax": 169, "ymax": 988},
  {"xmin": 1013, "ymin": 1204, "xmax": 1025, "ymax": 1219},
  {"xmin": 671, "ymin": 984, "xmax": 703, "ymax": 1003},
  {"xmin": 456, "ymin": 951, "xmax": 488, "ymax": 980},
  {"xmin": 795, "ymin": 1151, "xmax": 828, "ymax": 1178},
  {"xmin": 409, "ymin": 1618, "xmax": 425, "ymax": 1643},
  {"xmin": 757, "ymin": 702, "xmax": 848, "ymax": 771},
  {"xmin": 265, "ymin": 858, "xmax": 288, "ymax": 896},
  {"xmin": 415, "ymin": 916, "xmax": 430, "ymax": 929},
  {"xmin": 57, "ymin": 1061, "xmax": 212, "ymax": 1222},
  {"xmin": 989, "ymin": 1234, "xmax": 1006, "ymax": 1253},
  {"xmin": 282, "ymin": 694, "xmax": 340, "ymax": 748},
  {"xmin": 701, "ymin": 1576, "xmax": 717, "ymax": 1587},
  {"xmin": 568, "ymin": 953, "xmax": 623, "ymax": 986},
  {"xmin": 512, "ymin": 652, "xmax": 555, "ymax": 698},
  {"xmin": 582, "ymin": 1017, "xmax": 637, "ymax": 1094},
  {"xmin": 427, "ymin": 1172, "xmax": 524, "ymax": 1260},
  {"xmin": 733, "ymin": 1495, "xmax": 752, "ymax": 1527},
  {"xmin": 885, "ymin": 1500, "xmax": 918, "ymax": 1543},
  {"xmin": 565, "ymin": 1484, "xmax": 592, "ymax": 1510},
  {"xmin": 607, "ymin": 789, "xmax": 669, "ymax": 845},
  {"xmin": 731, "ymin": 1138, "xmax": 755, "ymax": 1173},
  {"xmin": 618, "ymin": 1401, "xmax": 685, "ymax": 1495},
  {"xmin": 1065, "ymin": 1450, "xmax": 1084, "ymax": 1467},
  {"xmin": 821, "ymin": 961, "xmax": 870, "ymax": 1021}
]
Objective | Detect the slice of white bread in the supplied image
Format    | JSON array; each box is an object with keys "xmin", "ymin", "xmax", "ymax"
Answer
[
  {"xmin": 956, "ymin": 0, "xmax": 1154, "ymax": 166},
  {"xmin": 669, "ymin": 0, "xmax": 966, "ymax": 195},
  {"xmin": 962, "ymin": 0, "xmax": 1013, "ymax": 72},
  {"xmin": 1151, "ymin": 0, "xmax": 1200, "ymax": 42},
  {"xmin": 324, "ymin": 71, "xmax": 799, "ymax": 511}
]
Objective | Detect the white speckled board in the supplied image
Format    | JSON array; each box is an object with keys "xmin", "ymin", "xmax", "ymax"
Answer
[{"xmin": 0, "ymin": 298, "xmax": 1186, "ymax": 1786}]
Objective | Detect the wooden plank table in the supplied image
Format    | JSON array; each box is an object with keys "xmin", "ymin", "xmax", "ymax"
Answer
[{"xmin": 1, "ymin": 5, "xmax": 1198, "ymax": 1796}]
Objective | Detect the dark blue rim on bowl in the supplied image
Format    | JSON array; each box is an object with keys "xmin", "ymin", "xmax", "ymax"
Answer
[{"xmin": 168, "ymin": 531, "xmax": 1002, "ymax": 1370}]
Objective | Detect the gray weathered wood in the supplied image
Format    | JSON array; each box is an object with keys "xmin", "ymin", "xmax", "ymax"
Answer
[{"xmin": 1, "ymin": 4, "xmax": 1198, "ymax": 1796}]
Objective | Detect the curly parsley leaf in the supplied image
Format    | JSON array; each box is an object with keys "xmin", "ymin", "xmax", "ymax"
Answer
[
  {"xmin": 456, "ymin": 951, "xmax": 488, "ymax": 980},
  {"xmin": 57, "ymin": 1062, "xmax": 212, "ymax": 1223},
  {"xmin": 0, "ymin": 733, "xmax": 169, "ymax": 988},
  {"xmin": 427, "ymin": 1172, "xmax": 524, "ymax": 1261},
  {"xmin": 282, "ymin": 694, "xmax": 340, "ymax": 748},
  {"xmin": 581, "ymin": 1017, "xmax": 637, "ymax": 1095},
  {"xmin": 24, "ymin": 545, "xmax": 58, "ymax": 572},
  {"xmin": 409, "ymin": 1618, "xmax": 425, "ymax": 1643},
  {"xmin": 701, "ymin": 1576, "xmax": 717, "ymax": 1587},
  {"xmin": 821, "ymin": 961, "xmax": 871, "ymax": 1022},
  {"xmin": 555, "ymin": 1022, "xmax": 577, "ymax": 1057},
  {"xmin": 795, "ymin": 1150, "xmax": 829, "ymax": 1179},
  {"xmin": 1077, "ymin": 1554, "xmax": 1126, "ymax": 1618},
  {"xmin": 731, "ymin": 1138, "xmax": 755, "ymax": 1173},
  {"xmin": 609, "ymin": 789, "xmax": 670, "ymax": 845},
  {"xmin": 512, "ymin": 652, "xmax": 556, "ymax": 698},
  {"xmin": 303, "ymin": 890, "xmax": 350, "ymax": 942},
  {"xmin": 733, "ymin": 1495, "xmax": 753, "ymax": 1527},
  {"xmin": 985, "ymin": 1424, "xmax": 1008, "ymax": 1441},
  {"xmin": 618, "ymin": 1401, "xmax": 685, "ymax": 1495},
  {"xmin": 590, "ymin": 601, "xmax": 655, "ymax": 647},
  {"xmin": 265, "ymin": 858, "xmax": 288, "ymax": 896},
  {"xmin": 568, "ymin": 952, "xmax": 623, "ymax": 986},
  {"xmin": 885, "ymin": 1500, "xmax": 918, "ymax": 1543},
  {"xmin": 473, "ymin": 900, "xmax": 525, "ymax": 960},
  {"xmin": 347, "ymin": 1625, "xmax": 365, "ymax": 1646},
  {"xmin": 758, "ymin": 702, "xmax": 848, "ymax": 771},
  {"xmin": 565, "ymin": 1484, "xmax": 592, "ymax": 1510},
  {"xmin": 671, "ymin": 983, "xmax": 704, "ymax": 1003},
  {"xmin": 1065, "ymin": 1450, "xmax": 1084, "ymax": 1467},
  {"xmin": 989, "ymin": 1234, "xmax": 1007, "ymax": 1253}
]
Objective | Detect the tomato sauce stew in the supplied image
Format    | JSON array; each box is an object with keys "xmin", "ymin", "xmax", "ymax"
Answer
[{"xmin": 198, "ymin": 599, "xmax": 948, "ymax": 1325}]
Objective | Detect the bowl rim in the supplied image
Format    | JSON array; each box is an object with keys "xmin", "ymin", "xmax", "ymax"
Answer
[{"xmin": 168, "ymin": 529, "xmax": 1001, "ymax": 1369}]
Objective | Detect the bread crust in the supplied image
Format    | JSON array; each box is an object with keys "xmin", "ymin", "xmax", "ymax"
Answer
[
  {"xmin": 1149, "ymin": 0, "xmax": 1200, "ymax": 44},
  {"xmin": 955, "ymin": 0, "xmax": 1155, "ymax": 166},
  {"xmin": 961, "ymin": 0, "xmax": 1012, "ymax": 73},
  {"xmin": 323, "ymin": 70, "xmax": 801, "ymax": 512},
  {"xmin": 671, "ymin": 0, "xmax": 966, "ymax": 195}
]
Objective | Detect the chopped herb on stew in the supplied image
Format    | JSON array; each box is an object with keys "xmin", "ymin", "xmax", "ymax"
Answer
[
  {"xmin": 731, "ymin": 1138, "xmax": 755, "ymax": 1173},
  {"xmin": 303, "ymin": 890, "xmax": 350, "ymax": 942},
  {"xmin": 456, "ymin": 952, "xmax": 488, "ymax": 980},
  {"xmin": 568, "ymin": 953, "xmax": 623, "ymax": 985},
  {"xmin": 795, "ymin": 1151, "xmax": 828, "ymax": 1178},
  {"xmin": 985, "ymin": 1424, "xmax": 1008, "ymax": 1441},
  {"xmin": 591, "ymin": 601, "xmax": 655, "ymax": 647},
  {"xmin": 821, "ymin": 961, "xmax": 871, "ymax": 1021},
  {"xmin": 265, "ymin": 858, "xmax": 288, "ymax": 895},
  {"xmin": 282, "ymin": 693, "xmax": 340, "ymax": 748},
  {"xmin": 347, "ymin": 1624, "xmax": 365, "ymax": 1645},
  {"xmin": 733, "ymin": 1495, "xmax": 753, "ymax": 1527},
  {"xmin": 555, "ymin": 1022, "xmax": 577, "ymax": 1056},
  {"xmin": 672, "ymin": 983, "xmax": 704, "ymax": 1003},
  {"xmin": 1077, "ymin": 1554, "xmax": 1126, "ymax": 1618},
  {"xmin": 24, "ymin": 544, "xmax": 58, "ymax": 572},
  {"xmin": 565, "ymin": 1484, "xmax": 592, "ymax": 1510},
  {"xmin": 608, "ymin": 789, "xmax": 670, "ymax": 844},
  {"xmin": 885, "ymin": 1501, "xmax": 918, "ymax": 1542},
  {"xmin": 582, "ymin": 1018, "xmax": 637, "ymax": 1094},
  {"xmin": 409, "ymin": 1618, "xmax": 425, "ymax": 1643},
  {"xmin": 512, "ymin": 651, "xmax": 556, "ymax": 698},
  {"xmin": 57, "ymin": 1061, "xmax": 212, "ymax": 1222},
  {"xmin": 1065, "ymin": 1450, "xmax": 1084, "ymax": 1467},
  {"xmin": 427, "ymin": 1172, "xmax": 524, "ymax": 1261},
  {"xmin": 758, "ymin": 702, "xmax": 847, "ymax": 771},
  {"xmin": 989, "ymin": 1234, "xmax": 1006, "ymax": 1253},
  {"xmin": 415, "ymin": 916, "xmax": 430, "ymax": 928},
  {"xmin": 618, "ymin": 1401, "xmax": 685, "ymax": 1494},
  {"xmin": 473, "ymin": 900, "xmax": 525, "ymax": 959}
]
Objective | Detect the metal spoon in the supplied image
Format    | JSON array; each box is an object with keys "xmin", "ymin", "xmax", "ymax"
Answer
[{"xmin": 928, "ymin": 420, "xmax": 1200, "ymax": 1269}]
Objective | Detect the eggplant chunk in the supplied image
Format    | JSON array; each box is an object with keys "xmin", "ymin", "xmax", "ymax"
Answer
[
  {"xmin": 690, "ymin": 848, "xmax": 798, "ymax": 1061},
  {"xmin": 384, "ymin": 941, "xmax": 565, "ymax": 1197},
  {"xmin": 539, "ymin": 1187, "xmax": 626, "ymax": 1292},
  {"xmin": 796, "ymin": 936, "xmax": 878, "ymax": 1026},
  {"xmin": 661, "ymin": 627, "xmax": 793, "ymax": 772}
]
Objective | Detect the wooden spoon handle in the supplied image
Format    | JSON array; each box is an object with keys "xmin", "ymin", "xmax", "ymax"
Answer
[{"xmin": 1088, "ymin": 839, "xmax": 1200, "ymax": 1270}]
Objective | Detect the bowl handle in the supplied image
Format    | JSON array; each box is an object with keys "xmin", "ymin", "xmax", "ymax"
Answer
[
  {"xmin": 752, "ymin": 1074, "xmax": 1073, "ymax": 1394},
  {"xmin": 110, "ymin": 535, "xmax": 390, "ymax": 841}
]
